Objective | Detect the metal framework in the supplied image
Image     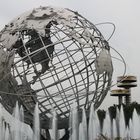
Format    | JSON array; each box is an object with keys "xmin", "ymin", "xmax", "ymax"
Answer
[{"xmin": 0, "ymin": 6, "xmax": 113, "ymax": 128}]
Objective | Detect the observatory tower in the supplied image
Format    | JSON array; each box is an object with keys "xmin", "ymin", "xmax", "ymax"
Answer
[{"xmin": 111, "ymin": 75, "xmax": 137, "ymax": 105}]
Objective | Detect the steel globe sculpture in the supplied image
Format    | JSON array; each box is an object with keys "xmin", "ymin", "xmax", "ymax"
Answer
[{"xmin": 0, "ymin": 6, "xmax": 113, "ymax": 128}]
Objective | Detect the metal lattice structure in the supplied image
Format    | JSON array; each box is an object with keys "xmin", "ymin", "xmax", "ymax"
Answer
[{"xmin": 0, "ymin": 6, "xmax": 113, "ymax": 128}]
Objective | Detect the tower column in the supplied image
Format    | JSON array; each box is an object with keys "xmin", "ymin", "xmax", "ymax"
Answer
[
  {"xmin": 125, "ymin": 95, "xmax": 131, "ymax": 105},
  {"xmin": 118, "ymin": 96, "xmax": 123, "ymax": 105}
]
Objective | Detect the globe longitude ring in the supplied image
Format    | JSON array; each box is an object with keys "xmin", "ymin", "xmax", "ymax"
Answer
[{"xmin": 0, "ymin": 6, "xmax": 113, "ymax": 128}]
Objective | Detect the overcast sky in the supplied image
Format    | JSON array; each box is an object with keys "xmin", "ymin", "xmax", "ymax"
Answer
[{"xmin": 0, "ymin": 0, "xmax": 140, "ymax": 109}]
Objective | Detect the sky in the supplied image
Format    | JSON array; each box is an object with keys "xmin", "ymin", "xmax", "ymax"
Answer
[{"xmin": 0, "ymin": 0, "xmax": 140, "ymax": 109}]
